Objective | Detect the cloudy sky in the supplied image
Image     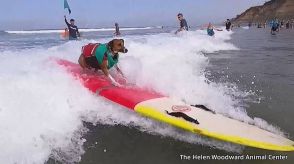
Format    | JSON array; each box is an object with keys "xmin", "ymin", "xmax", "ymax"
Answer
[{"xmin": 0, "ymin": 0, "xmax": 266, "ymax": 30}]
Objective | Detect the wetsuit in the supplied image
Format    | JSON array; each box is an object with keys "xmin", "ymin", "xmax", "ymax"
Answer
[
  {"xmin": 180, "ymin": 19, "xmax": 189, "ymax": 31},
  {"xmin": 225, "ymin": 21, "xmax": 231, "ymax": 31},
  {"xmin": 65, "ymin": 18, "xmax": 80, "ymax": 40}
]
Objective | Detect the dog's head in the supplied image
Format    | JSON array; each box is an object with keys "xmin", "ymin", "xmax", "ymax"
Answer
[{"xmin": 108, "ymin": 39, "xmax": 128, "ymax": 54}]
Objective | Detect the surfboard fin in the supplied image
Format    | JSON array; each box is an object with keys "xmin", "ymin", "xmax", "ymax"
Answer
[
  {"xmin": 191, "ymin": 104, "xmax": 216, "ymax": 114},
  {"xmin": 165, "ymin": 110, "xmax": 199, "ymax": 124}
]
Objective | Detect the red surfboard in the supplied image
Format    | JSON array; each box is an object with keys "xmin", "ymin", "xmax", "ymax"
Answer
[
  {"xmin": 56, "ymin": 59, "xmax": 294, "ymax": 151},
  {"xmin": 56, "ymin": 59, "xmax": 163, "ymax": 109}
]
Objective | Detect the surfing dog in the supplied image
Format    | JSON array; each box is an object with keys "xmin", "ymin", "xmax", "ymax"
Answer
[
  {"xmin": 78, "ymin": 39, "xmax": 128, "ymax": 86},
  {"xmin": 78, "ymin": 39, "xmax": 127, "ymax": 70}
]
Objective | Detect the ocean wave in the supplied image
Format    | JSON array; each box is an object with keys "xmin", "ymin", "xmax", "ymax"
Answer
[
  {"xmin": 5, "ymin": 27, "xmax": 157, "ymax": 34},
  {"xmin": 0, "ymin": 31, "xmax": 282, "ymax": 163}
]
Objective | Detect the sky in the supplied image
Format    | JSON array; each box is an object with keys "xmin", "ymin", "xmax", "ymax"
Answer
[{"xmin": 0, "ymin": 0, "xmax": 266, "ymax": 30}]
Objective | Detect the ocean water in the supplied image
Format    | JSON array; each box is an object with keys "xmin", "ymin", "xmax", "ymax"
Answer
[{"xmin": 0, "ymin": 27, "xmax": 293, "ymax": 164}]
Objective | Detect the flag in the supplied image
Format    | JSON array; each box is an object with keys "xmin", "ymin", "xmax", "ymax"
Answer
[{"xmin": 64, "ymin": 0, "xmax": 71, "ymax": 14}]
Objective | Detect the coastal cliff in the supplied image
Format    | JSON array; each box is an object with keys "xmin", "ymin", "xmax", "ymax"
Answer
[{"xmin": 232, "ymin": 0, "xmax": 294, "ymax": 23}]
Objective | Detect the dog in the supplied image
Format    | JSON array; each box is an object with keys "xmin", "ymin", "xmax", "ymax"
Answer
[
  {"xmin": 78, "ymin": 39, "xmax": 128, "ymax": 86},
  {"xmin": 78, "ymin": 39, "xmax": 127, "ymax": 71}
]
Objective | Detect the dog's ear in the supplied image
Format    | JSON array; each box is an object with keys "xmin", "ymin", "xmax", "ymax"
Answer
[
  {"xmin": 108, "ymin": 40, "xmax": 114, "ymax": 50},
  {"xmin": 120, "ymin": 39, "xmax": 124, "ymax": 45}
]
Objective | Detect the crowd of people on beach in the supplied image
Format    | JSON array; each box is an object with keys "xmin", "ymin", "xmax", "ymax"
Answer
[
  {"xmin": 247, "ymin": 19, "xmax": 294, "ymax": 29},
  {"xmin": 242, "ymin": 18, "xmax": 294, "ymax": 35}
]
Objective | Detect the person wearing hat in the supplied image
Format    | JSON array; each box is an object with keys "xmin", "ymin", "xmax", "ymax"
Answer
[
  {"xmin": 64, "ymin": 15, "xmax": 80, "ymax": 40},
  {"xmin": 175, "ymin": 13, "xmax": 188, "ymax": 34}
]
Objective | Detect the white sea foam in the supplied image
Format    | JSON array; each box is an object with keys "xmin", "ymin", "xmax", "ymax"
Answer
[
  {"xmin": 5, "ymin": 27, "xmax": 156, "ymax": 34},
  {"xmin": 0, "ymin": 31, "xmax": 283, "ymax": 163}
]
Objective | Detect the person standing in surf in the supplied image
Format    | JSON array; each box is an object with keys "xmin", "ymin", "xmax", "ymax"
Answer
[
  {"xmin": 175, "ymin": 13, "xmax": 188, "ymax": 34},
  {"xmin": 64, "ymin": 15, "xmax": 80, "ymax": 40},
  {"xmin": 286, "ymin": 20, "xmax": 290, "ymax": 29},
  {"xmin": 204, "ymin": 22, "xmax": 222, "ymax": 36},
  {"xmin": 270, "ymin": 18, "xmax": 279, "ymax": 35},
  {"xmin": 114, "ymin": 23, "xmax": 121, "ymax": 36},
  {"xmin": 225, "ymin": 19, "xmax": 232, "ymax": 31},
  {"xmin": 60, "ymin": 28, "xmax": 69, "ymax": 39}
]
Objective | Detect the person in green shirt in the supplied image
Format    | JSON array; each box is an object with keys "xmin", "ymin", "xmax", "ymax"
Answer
[{"xmin": 78, "ymin": 39, "xmax": 128, "ymax": 86}]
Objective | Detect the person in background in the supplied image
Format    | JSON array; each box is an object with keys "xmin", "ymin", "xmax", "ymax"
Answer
[
  {"xmin": 280, "ymin": 20, "xmax": 284, "ymax": 29},
  {"xmin": 286, "ymin": 20, "xmax": 290, "ymax": 29},
  {"xmin": 203, "ymin": 22, "xmax": 222, "ymax": 37},
  {"xmin": 175, "ymin": 13, "xmax": 188, "ymax": 34},
  {"xmin": 270, "ymin": 18, "xmax": 279, "ymax": 35},
  {"xmin": 248, "ymin": 22, "xmax": 252, "ymax": 28},
  {"xmin": 64, "ymin": 15, "xmax": 80, "ymax": 40},
  {"xmin": 114, "ymin": 23, "xmax": 121, "ymax": 36},
  {"xmin": 225, "ymin": 19, "xmax": 232, "ymax": 31},
  {"xmin": 60, "ymin": 28, "xmax": 69, "ymax": 39}
]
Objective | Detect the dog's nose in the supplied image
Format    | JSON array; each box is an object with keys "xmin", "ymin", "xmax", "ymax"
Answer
[{"xmin": 122, "ymin": 48, "xmax": 128, "ymax": 53}]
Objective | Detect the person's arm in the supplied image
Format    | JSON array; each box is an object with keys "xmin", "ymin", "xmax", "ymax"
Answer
[
  {"xmin": 213, "ymin": 26, "xmax": 222, "ymax": 31},
  {"xmin": 64, "ymin": 15, "xmax": 70, "ymax": 27},
  {"xmin": 176, "ymin": 21, "xmax": 184, "ymax": 33},
  {"xmin": 175, "ymin": 27, "xmax": 184, "ymax": 34},
  {"xmin": 76, "ymin": 27, "xmax": 80, "ymax": 37},
  {"xmin": 180, "ymin": 20, "xmax": 185, "ymax": 31},
  {"xmin": 183, "ymin": 20, "xmax": 188, "ymax": 30}
]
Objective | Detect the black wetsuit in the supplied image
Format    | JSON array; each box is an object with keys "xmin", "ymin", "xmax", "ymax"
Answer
[
  {"xmin": 65, "ymin": 18, "xmax": 80, "ymax": 40},
  {"xmin": 180, "ymin": 19, "xmax": 189, "ymax": 31},
  {"xmin": 226, "ymin": 21, "xmax": 231, "ymax": 31}
]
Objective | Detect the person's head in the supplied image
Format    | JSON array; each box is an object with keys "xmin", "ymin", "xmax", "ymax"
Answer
[
  {"xmin": 177, "ymin": 13, "xmax": 183, "ymax": 20},
  {"xmin": 115, "ymin": 23, "xmax": 119, "ymax": 26},
  {"xmin": 70, "ymin": 19, "xmax": 75, "ymax": 25},
  {"xmin": 108, "ymin": 39, "xmax": 128, "ymax": 54},
  {"xmin": 227, "ymin": 19, "xmax": 230, "ymax": 22}
]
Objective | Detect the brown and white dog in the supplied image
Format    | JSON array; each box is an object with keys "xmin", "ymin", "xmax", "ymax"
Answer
[{"xmin": 78, "ymin": 39, "xmax": 128, "ymax": 86}]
